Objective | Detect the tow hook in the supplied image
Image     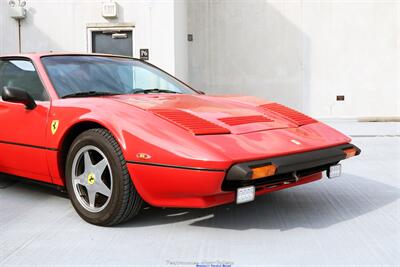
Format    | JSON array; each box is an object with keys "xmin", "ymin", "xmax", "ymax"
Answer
[{"xmin": 292, "ymin": 171, "xmax": 299, "ymax": 182}]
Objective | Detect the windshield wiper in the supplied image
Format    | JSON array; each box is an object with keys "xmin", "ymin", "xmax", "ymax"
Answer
[
  {"xmin": 61, "ymin": 91, "xmax": 120, "ymax": 99},
  {"xmin": 131, "ymin": 88, "xmax": 181, "ymax": 94}
]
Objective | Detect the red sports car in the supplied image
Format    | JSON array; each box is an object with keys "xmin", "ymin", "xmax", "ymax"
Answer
[{"xmin": 0, "ymin": 53, "xmax": 360, "ymax": 225}]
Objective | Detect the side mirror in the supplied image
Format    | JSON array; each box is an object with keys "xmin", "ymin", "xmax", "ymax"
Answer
[{"xmin": 2, "ymin": 87, "xmax": 37, "ymax": 110}]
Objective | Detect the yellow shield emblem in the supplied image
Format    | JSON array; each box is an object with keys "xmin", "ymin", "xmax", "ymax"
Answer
[
  {"xmin": 51, "ymin": 120, "xmax": 59, "ymax": 135},
  {"xmin": 87, "ymin": 173, "xmax": 96, "ymax": 185}
]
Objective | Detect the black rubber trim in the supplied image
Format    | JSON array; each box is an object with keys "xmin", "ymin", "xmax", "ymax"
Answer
[
  {"xmin": 126, "ymin": 160, "xmax": 226, "ymax": 172},
  {"xmin": 222, "ymin": 163, "xmax": 333, "ymax": 191},
  {"xmin": 225, "ymin": 143, "xmax": 361, "ymax": 181},
  {"xmin": 0, "ymin": 140, "xmax": 58, "ymax": 151},
  {"xmin": 0, "ymin": 172, "xmax": 66, "ymax": 193}
]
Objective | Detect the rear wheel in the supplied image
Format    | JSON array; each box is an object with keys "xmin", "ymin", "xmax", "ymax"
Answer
[{"xmin": 65, "ymin": 128, "xmax": 143, "ymax": 226}]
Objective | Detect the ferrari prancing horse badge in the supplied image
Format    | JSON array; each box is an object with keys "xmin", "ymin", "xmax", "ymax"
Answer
[{"xmin": 51, "ymin": 120, "xmax": 59, "ymax": 135}]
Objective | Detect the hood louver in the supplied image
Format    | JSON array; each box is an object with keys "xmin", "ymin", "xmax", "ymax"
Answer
[
  {"xmin": 150, "ymin": 109, "xmax": 230, "ymax": 135},
  {"xmin": 219, "ymin": 115, "xmax": 273, "ymax": 126},
  {"xmin": 260, "ymin": 103, "xmax": 317, "ymax": 126}
]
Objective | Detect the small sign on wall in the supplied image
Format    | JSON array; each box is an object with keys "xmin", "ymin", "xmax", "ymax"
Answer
[
  {"xmin": 336, "ymin": 95, "xmax": 345, "ymax": 101},
  {"xmin": 140, "ymin": 49, "xmax": 149, "ymax": 60}
]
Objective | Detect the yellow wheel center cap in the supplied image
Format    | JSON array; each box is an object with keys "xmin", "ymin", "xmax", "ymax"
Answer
[{"xmin": 87, "ymin": 173, "xmax": 96, "ymax": 185}]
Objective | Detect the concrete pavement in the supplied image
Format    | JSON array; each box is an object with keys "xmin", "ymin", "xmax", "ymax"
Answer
[{"xmin": 1, "ymin": 122, "xmax": 399, "ymax": 267}]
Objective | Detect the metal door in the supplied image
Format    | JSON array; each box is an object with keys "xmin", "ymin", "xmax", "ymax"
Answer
[{"xmin": 92, "ymin": 30, "xmax": 133, "ymax": 57}]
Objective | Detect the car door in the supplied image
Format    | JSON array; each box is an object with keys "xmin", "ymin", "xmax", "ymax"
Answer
[{"xmin": 0, "ymin": 57, "xmax": 52, "ymax": 183}]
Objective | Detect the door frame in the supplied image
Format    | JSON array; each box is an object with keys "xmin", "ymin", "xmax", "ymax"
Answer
[{"xmin": 86, "ymin": 23, "xmax": 136, "ymax": 57}]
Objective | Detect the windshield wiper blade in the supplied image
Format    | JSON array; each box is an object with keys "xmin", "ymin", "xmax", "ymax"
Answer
[
  {"xmin": 61, "ymin": 91, "xmax": 119, "ymax": 99},
  {"xmin": 132, "ymin": 88, "xmax": 181, "ymax": 94}
]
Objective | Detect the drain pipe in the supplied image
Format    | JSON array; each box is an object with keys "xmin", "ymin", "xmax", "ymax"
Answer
[
  {"xmin": 17, "ymin": 19, "xmax": 22, "ymax": 53},
  {"xmin": 8, "ymin": 0, "xmax": 27, "ymax": 53}
]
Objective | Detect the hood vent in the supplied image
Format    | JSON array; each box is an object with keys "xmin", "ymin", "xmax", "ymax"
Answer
[
  {"xmin": 150, "ymin": 109, "xmax": 231, "ymax": 135},
  {"xmin": 260, "ymin": 103, "xmax": 316, "ymax": 126},
  {"xmin": 219, "ymin": 115, "xmax": 273, "ymax": 126}
]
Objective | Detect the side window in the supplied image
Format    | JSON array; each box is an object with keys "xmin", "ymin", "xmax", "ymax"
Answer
[{"xmin": 0, "ymin": 59, "xmax": 48, "ymax": 101}]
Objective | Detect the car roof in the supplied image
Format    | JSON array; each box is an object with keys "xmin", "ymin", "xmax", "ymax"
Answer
[{"xmin": 0, "ymin": 52, "xmax": 139, "ymax": 60}]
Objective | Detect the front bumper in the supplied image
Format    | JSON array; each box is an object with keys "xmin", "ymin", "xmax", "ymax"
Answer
[
  {"xmin": 127, "ymin": 143, "xmax": 360, "ymax": 208},
  {"xmin": 223, "ymin": 143, "xmax": 361, "ymax": 190}
]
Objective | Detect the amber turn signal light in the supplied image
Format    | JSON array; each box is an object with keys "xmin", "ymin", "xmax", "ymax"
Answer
[
  {"xmin": 251, "ymin": 164, "xmax": 277, "ymax": 180},
  {"xmin": 343, "ymin": 147, "xmax": 357, "ymax": 158}
]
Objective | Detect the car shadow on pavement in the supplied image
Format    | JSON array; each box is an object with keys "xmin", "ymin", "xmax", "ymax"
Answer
[{"xmin": 122, "ymin": 174, "xmax": 400, "ymax": 230}]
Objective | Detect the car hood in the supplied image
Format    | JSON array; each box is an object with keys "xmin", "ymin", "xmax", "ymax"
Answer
[{"xmin": 109, "ymin": 94, "xmax": 303, "ymax": 135}]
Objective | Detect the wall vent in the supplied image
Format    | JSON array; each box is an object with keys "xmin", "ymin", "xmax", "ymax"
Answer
[{"xmin": 102, "ymin": 1, "xmax": 118, "ymax": 18}]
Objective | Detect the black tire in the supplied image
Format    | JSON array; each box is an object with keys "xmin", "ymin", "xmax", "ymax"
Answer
[{"xmin": 65, "ymin": 128, "xmax": 143, "ymax": 226}]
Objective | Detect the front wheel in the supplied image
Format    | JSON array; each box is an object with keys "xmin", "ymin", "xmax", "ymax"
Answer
[{"xmin": 65, "ymin": 128, "xmax": 143, "ymax": 226}]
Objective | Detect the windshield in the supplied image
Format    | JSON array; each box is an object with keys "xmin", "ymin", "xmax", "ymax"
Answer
[{"xmin": 41, "ymin": 55, "xmax": 196, "ymax": 98}]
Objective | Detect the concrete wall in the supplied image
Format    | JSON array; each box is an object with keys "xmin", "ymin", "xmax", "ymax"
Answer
[
  {"xmin": 173, "ymin": 0, "xmax": 188, "ymax": 81},
  {"xmin": 0, "ymin": 0, "xmax": 187, "ymax": 80},
  {"xmin": 1, "ymin": 0, "xmax": 398, "ymax": 118},
  {"xmin": 188, "ymin": 0, "xmax": 400, "ymax": 118}
]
